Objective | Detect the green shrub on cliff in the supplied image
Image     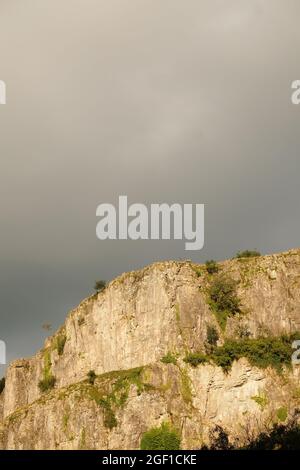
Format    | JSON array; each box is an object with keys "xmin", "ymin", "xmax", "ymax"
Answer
[
  {"xmin": 38, "ymin": 375, "xmax": 56, "ymax": 392},
  {"xmin": 212, "ymin": 334, "xmax": 300, "ymax": 372},
  {"xmin": 183, "ymin": 333, "xmax": 300, "ymax": 373},
  {"xmin": 205, "ymin": 260, "xmax": 219, "ymax": 274},
  {"xmin": 184, "ymin": 352, "xmax": 208, "ymax": 367},
  {"xmin": 94, "ymin": 280, "xmax": 106, "ymax": 292},
  {"xmin": 87, "ymin": 370, "xmax": 97, "ymax": 385},
  {"xmin": 38, "ymin": 350, "xmax": 56, "ymax": 392},
  {"xmin": 277, "ymin": 407, "xmax": 288, "ymax": 422},
  {"xmin": 56, "ymin": 334, "xmax": 67, "ymax": 356},
  {"xmin": 140, "ymin": 423, "xmax": 181, "ymax": 450},
  {"xmin": 209, "ymin": 275, "xmax": 240, "ymax": 314},
  {"xmin": 206, "ymin": 324, "xmax": 219, "ymax": 346},
  {"xmin": 208, "ymin": 274, "xmax": 240, "ymax": 330},
  {"xmin": 161, "ymin": 352, "xmax": 177, "ymax": 365}
]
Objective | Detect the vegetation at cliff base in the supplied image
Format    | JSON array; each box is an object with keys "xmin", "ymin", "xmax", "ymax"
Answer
[
  {"xmin": 277, "ymin": 407, "xmax": 288, "ymax": 422},
  {"xmin": 140, "ymin": 423, "xmax": 181, "ymax": 450},
  {"xmin": 200, "ymin": 417, "xmax": 300, "ymax": 450},
  {"xmin": 244, "ymin": 419, "xmax": 300, "ymax": 450},
  {"xmin": 201, "ymin": 425, "xmax": 233, "ymax": 450}
]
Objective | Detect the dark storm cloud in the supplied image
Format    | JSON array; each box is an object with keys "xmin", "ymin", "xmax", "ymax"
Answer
[{"xmin": 0, "ymin": 0, "xmax": 300, "ymax": 371}]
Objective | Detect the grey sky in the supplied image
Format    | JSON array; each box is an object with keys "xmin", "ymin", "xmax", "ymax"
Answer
[{"xmin": 0, "ymin": 0, "xmax": 300, "ymax": 373}]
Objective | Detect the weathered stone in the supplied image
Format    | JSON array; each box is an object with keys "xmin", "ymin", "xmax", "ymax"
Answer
[{"xmin": 0, "ymin": 249, "xmax": 299, "ymax": 449}]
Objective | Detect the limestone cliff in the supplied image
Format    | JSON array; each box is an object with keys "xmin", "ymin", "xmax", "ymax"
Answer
[{"xmin": 0, "ymin": 249, "xmax": 300, "ymax": 449}]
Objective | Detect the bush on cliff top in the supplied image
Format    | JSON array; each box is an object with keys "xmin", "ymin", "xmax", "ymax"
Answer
[
  {"xmin": 205, "ymin": 260, "xmax": 219, "ymax": 274},
  {"xmin": 235, "ymin": 250, "xmax": 261, "ymax": 259},
  {"xmin": 94, "ymin": 280, "xmax": 106, "ymax": 292}
]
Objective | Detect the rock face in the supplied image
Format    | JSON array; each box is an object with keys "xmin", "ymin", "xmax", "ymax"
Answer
[{"xmin": 0, "ymin": 249, "xmax": 300, "ymax": 449}]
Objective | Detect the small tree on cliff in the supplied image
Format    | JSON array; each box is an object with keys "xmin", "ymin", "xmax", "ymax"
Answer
[{"xmin": 94, "ymin": 280, "xmax": 106, "ymax": 292}]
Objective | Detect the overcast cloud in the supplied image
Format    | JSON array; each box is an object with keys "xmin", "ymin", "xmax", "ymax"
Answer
[{"xmin": 0, "ymin": 0, "xmax": 300, "ymax": 373}]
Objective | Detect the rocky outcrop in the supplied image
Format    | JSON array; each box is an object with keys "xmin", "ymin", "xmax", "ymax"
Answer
[{"xmin": 0, "ymin": 248, "xmax": 300, "ymax": 449}]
